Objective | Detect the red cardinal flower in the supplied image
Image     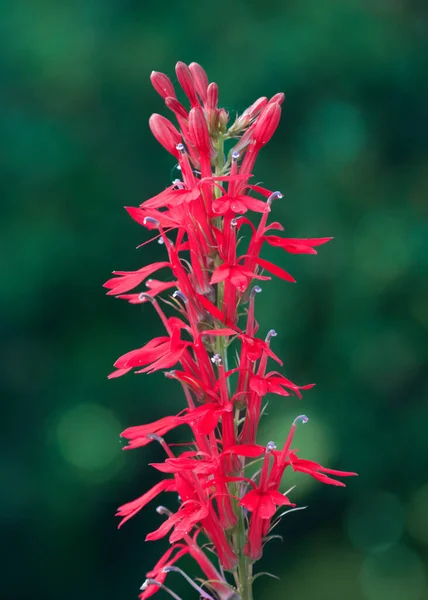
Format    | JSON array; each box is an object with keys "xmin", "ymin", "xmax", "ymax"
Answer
[{"xmin": 105, "ymin": 61, "xmax": 356, "ymax": 599}]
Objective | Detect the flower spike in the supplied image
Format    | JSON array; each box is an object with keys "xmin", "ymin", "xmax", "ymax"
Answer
[{"xmin": 106, "ymin": 61, "xmax": 356, "ymax": 600}]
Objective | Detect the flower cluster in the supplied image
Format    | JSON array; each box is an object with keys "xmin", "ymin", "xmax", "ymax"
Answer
[{"xmin": 106, "ymin": 62, "xmax": 357, "ymax": 600}]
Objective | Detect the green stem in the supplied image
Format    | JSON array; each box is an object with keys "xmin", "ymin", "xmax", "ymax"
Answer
[
  {"xmin": 236, "ymin": 509, "xmax": 253, "ymax": 600},
  {"xmin": 213, "ymin": 133, "xmax": 253, "ymax": 600}
]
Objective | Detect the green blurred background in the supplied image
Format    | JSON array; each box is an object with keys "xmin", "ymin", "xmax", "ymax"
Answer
[{"xmin": 2, "ymin": 1, "xmax": 428, "ymax": 599}]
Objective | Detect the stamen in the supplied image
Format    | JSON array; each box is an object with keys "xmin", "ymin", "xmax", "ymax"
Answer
[
  {"xmin": 162, "ymin": 566, "xmax": 216, "ymax": 600},
  {"xmin": 231, "ymin": 218, "xmax": 238, "ymax": 227},
  {"xmin": 232, "ymin": 151, "xmax": 240, "ymax": 162},
  {"xmin": 158, "ymin": 237, "xmax": 165, "ymax": 245},
  {"xmin": 250, "ymin": 285, "xmax": 262, "ymax": 298},
  {"xmin": 143, "ymin": 216, "xmax": 160, "ymax": 227},
  {"xmin": 176, "ymin": 143, "xmax": 186, "ymax": 154},
  {"xmin": 173, "ymin": 290, "xmax": 188, "ymax": 303},
  {"xmin": 146, "ymin": 433, "xmax": 174, "ymax": 458},
  {"xmin": 138, "ymin": 292, "xmax": 155, "ymax": 303},
  {"xmin": 267, "ymin": 191, "xmax": 283, "ymax": 207},
  {"xmin": 164, "ymin": 370, "xmax": 176, "ymax": 379},
  {"xmin": 146, "ymin": 433, "xmax": 165, "ymax": 444},
  {"xmin": 265, "ymin": 329, "xmax": 277, "ymax": 342},
  {"xmin": 172, "ymin": 179, "xmax": 184, "ymax": 188},
  {"xmin": 293, "ymin": 414, "xmax": 309, "ymax": 426},
  {"xmin": 211, "ymin": 354, "xmax": 222, "ymax": 366},
  {"xmin": 141, "ymin": 579, "xmax": 183, "ymax": 600},
  {"xmin": 156, "ymin": 505, "xmax": 173, "ymax": 516},
  {"xmin": 266, "ymin": 441, "xmax": 277, "ymax": 452}
]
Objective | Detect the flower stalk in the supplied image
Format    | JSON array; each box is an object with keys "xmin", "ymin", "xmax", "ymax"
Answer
[{"xmin": 105, "ymin": 61, "xmax": 357, "ymax": 599}]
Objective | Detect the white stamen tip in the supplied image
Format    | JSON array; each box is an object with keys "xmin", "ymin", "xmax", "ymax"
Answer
[
  {"xmin": 266, "ymin": 441, "xmax": 277, "ymax": 452},
  {"xmin": 267, "ymin": 191, "xmax": 283, "ymax": 206},
  {"xmin": 232, "ymin": 151, "xmax": 240, "ymax": 161},
  {"xmin": 293, "ymin": 414, "xmax": 309, "ymax": 426},
  {"xmin": 173, "ymin": 290, "xmax": 188, "ymax": 303},
  {"xmin": 251, "ymin": 285, "xmax": 262, "ymax": 297},
  {"xmin": 138, "ymin": 292, "xmax": 154, "ymax": 303},
  {"xmin": 211, "ymin": 354, "xmax": 222, "ymax": 366},
  {"xmin": 156, "ymin": 505, "xmax": 172, "ymax": 516},
  {"xmin": 176, "ymin": 143, "xmax": 185, "ymax": 153},
  {"xmin": 265, "ymin": 329, "xmax": 277, "ymax": 341},
  {"xmin": 143, "ymin": 216, "xmax": 160, "ymax": 227}
]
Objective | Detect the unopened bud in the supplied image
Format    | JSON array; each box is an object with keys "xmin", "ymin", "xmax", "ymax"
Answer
[
  {"xmin": 165, "ymin": 96, "xmax": 189, "ymax": 120},
  {"xmin": 218, "ymin": 108, "xmax": 229, "ymax": 133},
  {"xmin": 150, "ymin": 71, "xmax": 176, "ymax": 100},
  {"xmin": 238, "ymin": 97, "xmax": 268, "ymax": 128},
  {"xmin": 206, "ymin": 82, "xmax": 218, "ymax": 110},
  {"xmin": 188, "ymin": 107, "xmax": 210, "ymax": 156},
  {"xmin": 149, "ymin": 114, "xmax": 181, "ymax": 157},
  {"xmin": 252, "ymin": 103, "xmax": 282, "ymax": 147},
  {"xmin": 189, "ymin": 62, "xmax": 209, "ymax": 103},
  {"xmin": 175, "ymin": 61, "xmax": 198, "ymax": 106},
  {"xmin": 268, "ymin": 92, "xmax": 285, "ymax": 106}
]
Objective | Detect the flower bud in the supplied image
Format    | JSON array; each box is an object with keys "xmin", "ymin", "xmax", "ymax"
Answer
[
  {"xmin": 206, "ymin": 82, "xmax": 218, "ymax": 110},
  {"xmin": 165, "ymin": 96, "xmax": 189, "ymax": 120},
  {"xmin": 189, "ymin": 62, "xmax": 209, "ymax": 103},
  {"xmin": 188, "ymin": 107, "xmax": 210, "ymax": 156},
  {"xmin": 234, "ymin": 97, "xmax": 268, "ymax": 130},
  {"xmin": 150, "ymin": 71, "xmax": 176, "ymax": 99},
  {"xmin": 175, "ymin": 61, "xmax": 198, "ymax": 106},
  {"xmin": 252, "ymin": 103, "xmax": 282, "ymax": 147},
  {"xmin": 149, "ymin": 114, "xmax": 181, "ymax": 157},
  {"xmin": 268, "ymin": 92, "xmax": 285, "ymax": 106},
  {"xmin": 218, "ymin": 108, "xmax": 229, "ymax": 133}
]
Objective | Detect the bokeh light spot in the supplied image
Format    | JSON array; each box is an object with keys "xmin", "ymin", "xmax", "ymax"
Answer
[
  {"xmin": 407, "ymin": 484, "xmax": 428, "ymax": 545},
  {"xmin": 360, "ymin": 545, "xmax": 425, "ymax": 600},
  {"xmin": 345, "ymin": 491, "xmax": 404, "ymax": 553},
  {"xmin": 56, "ymin": 403, "xmax": 121, "ymax": 472}
]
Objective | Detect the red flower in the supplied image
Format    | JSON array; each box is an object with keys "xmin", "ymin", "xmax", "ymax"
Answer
[
  {"xmin": 240, "ymin": 488, "xmax": 294, "ymax": 520},
  {"xmin": 116, "ymin": 480, "xmax": 176, "ymax": 528},
  {"xmin": 106, "ymin": 61, "xmax": 356, "ymax": 599},
  {"xmin": 110, "ymin": 323, "xmax": 191, "ymax": 377}
]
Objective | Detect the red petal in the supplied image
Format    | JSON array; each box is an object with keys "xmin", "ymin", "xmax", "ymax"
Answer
[
  {"xmin": 257, "ymin": 493, "xmax": 277, "ymax": 519},
  {"xmin": 223, "ymin": 444, "xmax": 265, "ymax": 458},
  {"xmin": 268, "ymin": 490, "xmax": 294, "ymax": 507},
  {"xmin": 116, "ymin": 480, "xmax": 176, "ymax": 528},
  {"xmin": 256, "ymin": 258, "xmax": 296, "ymax": 282},
  {"xmin": 240, "ymin": 489, "xmax": 261, "ymax": 513},
  {"xmin": 108, "ymin": 367, "xmax": 132, "ymax": 379},
  {"xmin": 210, "ymin": 264, "xmax": 230, "ymax": 285}
]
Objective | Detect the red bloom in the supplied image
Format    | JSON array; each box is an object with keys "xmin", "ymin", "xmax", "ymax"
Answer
[{"xmin": 106, "ymin": 61, "xmax": 356, "ymax": 599}]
